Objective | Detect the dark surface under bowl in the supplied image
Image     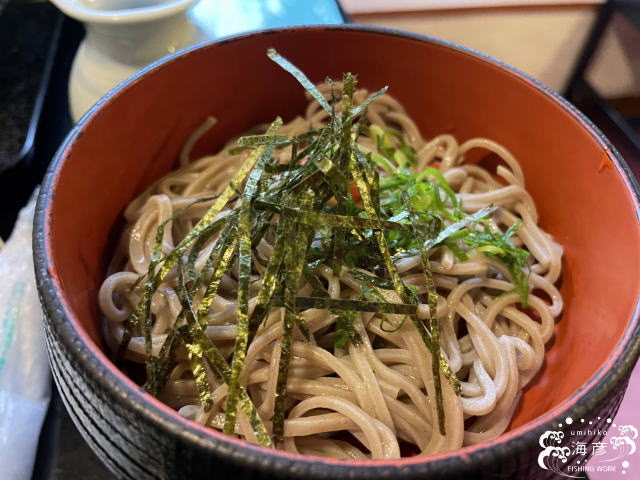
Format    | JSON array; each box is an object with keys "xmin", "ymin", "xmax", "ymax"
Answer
[{"xmin": 34, "ymin": 25, "xmax": 640, "ymax": 479}]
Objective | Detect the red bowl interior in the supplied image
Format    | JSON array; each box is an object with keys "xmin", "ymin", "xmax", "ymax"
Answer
[{"xmin": 45, "ymin": 27, "xmax": 640, "ymax": 446}]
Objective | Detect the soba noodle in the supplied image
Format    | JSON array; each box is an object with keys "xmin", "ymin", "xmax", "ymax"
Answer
[{"xmin": 99, "ymin": 75, "xmax": 562, "ymax": 460}]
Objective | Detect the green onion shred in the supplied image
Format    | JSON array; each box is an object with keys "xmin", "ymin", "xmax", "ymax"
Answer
[{"xmin": 118, "ymin": 49, "xmax": 531, "ymax": 447}]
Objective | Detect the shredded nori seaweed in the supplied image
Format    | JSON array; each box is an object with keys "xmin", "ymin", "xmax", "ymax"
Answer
[
  {"xmin": 224, "ymin": 151, "xmax": 271, "ymax": 434},
  {"xmin": 120, "ymin": 49, "xmax": 533, "ymax": 449}
]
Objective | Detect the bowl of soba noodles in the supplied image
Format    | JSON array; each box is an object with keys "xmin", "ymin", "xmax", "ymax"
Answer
[{"xmin": 34, "ymin": 25, "xmax": 640, "ymax": 479}]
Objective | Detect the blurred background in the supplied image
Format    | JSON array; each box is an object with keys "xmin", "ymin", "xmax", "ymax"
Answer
[
  {"xmin": 0, "ymin": 1, "xmax": 638, "ymax": 479},
  {"xmin": 349, "ymin": 0, "xmax": 638, "ymax": 97}
]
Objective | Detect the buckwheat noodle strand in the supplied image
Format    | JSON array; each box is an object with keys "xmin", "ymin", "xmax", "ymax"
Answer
[{"xmin": 99, "ymin": 85, "xmax": 563, "ymax": 460}]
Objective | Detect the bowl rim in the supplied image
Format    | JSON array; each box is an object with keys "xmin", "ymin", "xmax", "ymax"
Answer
[{"xmin": 34, "ymin": 24, "xmax": 640, "ymax": 477}]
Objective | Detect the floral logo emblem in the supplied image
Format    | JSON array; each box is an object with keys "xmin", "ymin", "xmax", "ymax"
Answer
[{"xmin": 538, "ymin": 431, "xmax": 572, "ymax": 477}]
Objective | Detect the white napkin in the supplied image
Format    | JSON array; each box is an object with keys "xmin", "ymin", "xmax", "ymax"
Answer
[{"xmin": 0, "ymin": 192, "xmax": 51, "ymax": 480}]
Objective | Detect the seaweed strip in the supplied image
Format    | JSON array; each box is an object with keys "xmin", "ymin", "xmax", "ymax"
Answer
[
  {"xmin": 121, "ymin": 119, "xmax": 283, "ymax": 374},
  {"xmin": 195, "ymin": 225, "xmax": 239, "ymax": 326},
  {"xmin": 224, "ymin": 154, "xmax": 270, "ymax": 434},
  {"xmin": 267, "ymin": 49, "xmax": 332, "ymax": 115},
  {"xmin": 139, "ymin": 214, "xmax": 167, "ymax": 386},
  {"xmin": 236, "ymin": 133, "xmax": 289, "ymax": 147},
  {"xmin": 176, "ymin": 262, "xmax": 214, "ymax": 411},
  {"xmin": 186, "ymin": 211, "xmax": 236, "ymax": 284},
  {"xmin": 194, "ymin": 135, "xmax": 283, "ymax": 327},
  {"xmin": 348, "ymin": 270, "xmax": 395, "ymax": 291},
  {"xmin": 307, "ymin": 127, "xmax": 335, "ymax": 174},
  {"xmin": 126, "ymin": 194, "xmax": 221, "ymax": 292},
  {"xmin": 177, "ymin": 317, "xmax": 272, "ymax": 446},
  {"xmin": 146, "ymin": 211, "xmax": 235, "ymax": 395},
  {"xmin": 349, "ymin": 86, "xmax": 389, "ymax": 121},
  {"xmin": 348, "ymin": 151, "xmax": 458, "ymax": 434},
  {"xmin": 330, "ymin": 73, "xmax": 357, "ymax": 276},
  {"xmin": 252, "ymin": 200, "xmax": 410, "ymax": 231},
  {"xmin": 247, "ymin": 217, "xmax": 289, "ymax": 342},
  {"xmin": 174, "ymin": 255, "xmax": 272, "ymax": 444},
  {"xmin": 271, "ymin": 216, "xmax": 296, "ymax": 444},
  {"xmin": 270, "ymin": 295, "xmax": 417, "ymax": 315},
  {"xmin": 268, "ymin": 129, "xmax": 332, "ymax": 198},
  {"xmin": 404, "ymin": 195, "xmax": 455, "ymax": 435},
  {"xmin": 250, "ymin": 212, "xmax": 273, "ymax": 246},
  {"xmin": 144, "ymin": 323, "xmax": 181, "ymax": 396},
  {"xmin": 149, "ymin": 212, "xmax": 239, "ymax": 394},
  {"xmin": 154, "ymin": 118, "xmax": 282, "ymax": 282},
  {"xmin": 294, "ymin": 313, "xmax": 311, "ymax": 342},
  {"xmin": 348, "ymin": 151, "xmax": 407, "ymax": 301},
  {"xmin": 273, "ymin": 198, "xmax": 312, "ymax": 444},
  {"xmin": 302, "ymin": 267, "xmax": 361, "ymax": 348}
]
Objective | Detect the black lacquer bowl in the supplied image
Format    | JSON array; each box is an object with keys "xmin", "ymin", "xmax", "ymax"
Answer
[{"xmin": 34, "ymin": 26, "xmax": 640, "ymax": 479}]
